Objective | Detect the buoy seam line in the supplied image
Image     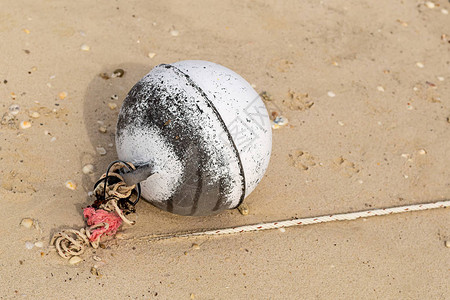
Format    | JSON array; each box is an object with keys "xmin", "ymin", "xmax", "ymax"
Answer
[
  {"xmin": 134, "ymin": 200, "xmax": 450, "ymax": 241},
  {"xmin": 161, "ymin": 64, "xmax": 247, "ymax": 209}
]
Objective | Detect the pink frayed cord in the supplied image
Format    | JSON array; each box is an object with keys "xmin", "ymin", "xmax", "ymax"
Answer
[{"xmin": 83, "ymin": 207, "xmax": 122, "ymax": 242}]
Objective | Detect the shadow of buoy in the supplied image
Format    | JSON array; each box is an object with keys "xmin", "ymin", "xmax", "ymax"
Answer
[{"xmin": 81, "ymin": 63, "xmax": 151, "ymax": 195}]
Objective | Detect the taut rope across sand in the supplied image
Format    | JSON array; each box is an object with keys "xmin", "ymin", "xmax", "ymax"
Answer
[{"xmin": 137, "ymin": 200, "xmax": 450, "ymax": 241}]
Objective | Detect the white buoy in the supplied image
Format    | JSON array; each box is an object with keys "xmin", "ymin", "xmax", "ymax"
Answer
[{"xmin": 116, "ymin": 60, "xmax": 272, "ymax": 216}]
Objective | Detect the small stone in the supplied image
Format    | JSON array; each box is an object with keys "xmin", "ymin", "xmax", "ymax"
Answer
[
  {"xmin": 96, "ymin": 147, "xmax": 107, "ymax": 155},
  {"xmin": 98, "ymin": 126, "xmax": 107, "ymax": 133},
  {"xmin": 190, "ymin": 293, "xmax": 195, "ymax": 300},
  {"xmin": 170, "ymin": 30, "xmax": 179, "ymax": 36},
  {"xmin": 237, "ymin": 203, "xmax": 249, "ymax": 215},
  {"xmin": 441, "ymin": 8, "xmax": 449, "ymax": 15},
  {"xmin": 337, "ymin": 121, "xmax": 345, "ymax": 126},
  {"xmin": 8, "ymin": 104, "xmax": 20, "ymax": 115},
  {"xmin": 403, "ymin": 175, "xmax": 409, "ymax": 179},
  {"xmin": 108, "ymin": 103, "xmax": 117, "ymax": 110},
  {"xmin": 65, "ymin": 180, "xmax": 77, "ymax": 190},
  {"xmin": 34, "ymin": 241, "xmax": 44, "ymax": 248},
  {"xmin": 92, "ymin": 256, "xmax": 102, "ymax": 262},
  {"xmin": 50, "ymin": 137, "xmax": 56, "ymax": 142},
  {"xmin": 445, "ymin": 241, "xmax": 450, "ymax": 248},
  {"xmin": 192, "ymin": 243, "xmax": 200, "ymax": 250},
  {"xmin": 80, "ymin": 44, "xmax": 90, "ymax": 51},
  {"xmin": 20, "ymin": 218, "xmax": 34, "ymax": 229},
  {"xmin": 327, "ymin": 91, "xmax": 336, "ymax": 97},
  {"xmin": 29, "ymin": 111, "xmax": 40, "ymax": 118},
  {"xmin": 425, "ymin": 1, "xmax": 435, "ymax": 9},
  {"xmin": 416, "ymin": 62, "xmax": 424, "ymax": 68},
  {"xmin": 82, "ymin": 164, "xmax": 94, "ymax": 174},
  {"xmin": 69, "ymin": 256, "xmax": 82, "ymax": 265},
  {"xmin": 148, "ymin": 52, "xmax": 156, "ymax": 58},
  {"xmin": 279, "ymin": 228, "xmax": 286, "ymax": 233},
  {"xmin": 407, "ymin": 105, "xmax": 414, "ymax": 110},
  {"xmin": 377, "ymin": 86, "xmax": 385, "ymax": 92},
  {"xmin": 58, "ymin": 92, "xmax": 67, "ymax": 100},
  {"xmin": 418, "ymin": 149, "xmax": 427, "ymax": 155},
  {"xmin": 20, "ymin": 121, "xmax": 31, "ymax": 129},
  {"xmin": 25, "ymin": 241, "xmax": 34, "ymax": 250},
  {"xmin": 437, "ymin": 76, "xmax": 444, "ymax": 81}
]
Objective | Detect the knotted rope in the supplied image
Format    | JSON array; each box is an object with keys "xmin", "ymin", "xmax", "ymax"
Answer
[{"xmin": 50, "ymin": 162, "xmax": 138, "ymax": 259}]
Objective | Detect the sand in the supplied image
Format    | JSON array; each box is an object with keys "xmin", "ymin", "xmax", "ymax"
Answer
[{"xmin": 1, "ymin": 0, "xmax": 449, "ymax": 298}]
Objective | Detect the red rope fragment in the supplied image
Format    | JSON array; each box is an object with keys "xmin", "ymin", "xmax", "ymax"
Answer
[{"xmin": 83, "ymin": 207, "xmax": 122, "ymax": 242}]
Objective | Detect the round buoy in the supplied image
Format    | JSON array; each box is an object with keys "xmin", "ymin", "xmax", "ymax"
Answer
[{"xmin": 116, "ymin": 60, "xmax": 272, "ymax": 216}]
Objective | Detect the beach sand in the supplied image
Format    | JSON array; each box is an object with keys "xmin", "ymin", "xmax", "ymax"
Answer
[{"xmin": 1, "ymin": 0, "xmax": 449, "ymax": 298}]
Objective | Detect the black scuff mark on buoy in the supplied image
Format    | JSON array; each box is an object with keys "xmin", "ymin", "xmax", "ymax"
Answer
[
  {"xmin": 116, "ymin": 64, "xmax": 247, "ymax": 215},
  {"xmin": 190, "ymin": 164, "xmax": 203, "ymax": 215},
  {"xmin": 164, "ymin": 64, "xmax": 247, "ymax": 207}
]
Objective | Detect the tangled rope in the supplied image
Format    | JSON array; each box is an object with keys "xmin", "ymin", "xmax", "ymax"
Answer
[{"xmin": 50, "ymin": 162, "xmax": 138, "ymax": 259}]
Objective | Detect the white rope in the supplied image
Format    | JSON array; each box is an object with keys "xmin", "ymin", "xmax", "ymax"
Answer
[{"xmin": 138, "ymin": 200, "xmax": 450, "ymax": 241}]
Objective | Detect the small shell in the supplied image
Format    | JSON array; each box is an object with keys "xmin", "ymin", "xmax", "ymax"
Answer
[
  {"xmin": 273, "ymin": 116, "xmax": 288, "ymax": 126},
  {"xmin": 34, "ymin": 241, "xmax": 44, "ymax": 248},
  {"xmin": 65, "ymin": 180, "xmax": 77, "ymax": 190},
  {"xmin": 237, "ymin": 203, "xmax": 249, "ymax": 215},
  {"xmin": 377, "ymin": 86, "xmax": 385, "ymax": 92},
  {"xmin": 425, "ymin": 1, "xmax": 435, "ymax": 9},
  {"xmin": 148, "ymin": 52, "xmax": 156, "ymax": 58},
  {"xmin": 96, "ymin": 147, "xmax": 107, "ymax": 155},
  {"xmin": 170, "ymin": 30, "xmax": 179, "ymax": 36},
  {"xmin": 58, "ymin": 92, "xmax": 67, "ymax": 100},
  {"xmin": 418, "ymin": 149, "xmax": 427, "ymax": 155},
  {"xmin": 20, "ymin": 218, "xmax": 34, "ymax": 229},
  {"xmin": 92, "ymin": 256, "xmax": 102, "ymax": 262},
  {"xmin": 111, "ymin": 69, "xmax": 125, "ymax": 78},
  {"xmin": 69, "ymin": 256, "xmax": 82, "ymax": 265},
  {"xmin": 192, "ymin": 243, "xmax": 200, "ymax": 250},
  {"xmin": 29, "ymin": 111, "xmax": 40, "ymax": 118},
  {"xmin": 108, "ymin": 103, "xmax": 117, "ymax": 110},
  {"xmin": 327, "ymin": 91, "xmax": 336, "ymax": 97},
  {"xmin": 416, "ymin": 62, "xmax": 424, "ymax": 68},
  {"xmin": 25, "ymin": 241, "xmax": 34, "ymax": 249},
  {"xmin": 442, "ymin": 9, "xmax": 449, "ymax": 15},
  {"xmin": 80, "ymin": 44, "xmax": 90, "ymax": 51},
  {"xmin": 82, "ymin": 164, "xmax": 94, "ymax": 174},
  {"xmin": 8, "ymin": 104, "xmax": 20, "ymax": 115},
  {"xmin": 98, "ymin": 126, "xmax": 107, "ymax": 133},
  {"xmin": 20, "ymin": 121, "xmax": 31, "ymax": 129},
  {"xmin": 445, "ymin": 241, "xmax": 450, "ymax": 248}
]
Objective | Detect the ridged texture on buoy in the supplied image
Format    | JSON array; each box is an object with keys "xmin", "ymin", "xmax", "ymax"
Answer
[{"xmin": 116, "ymin": 60, "xmax": 271, "ymax": 216}]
